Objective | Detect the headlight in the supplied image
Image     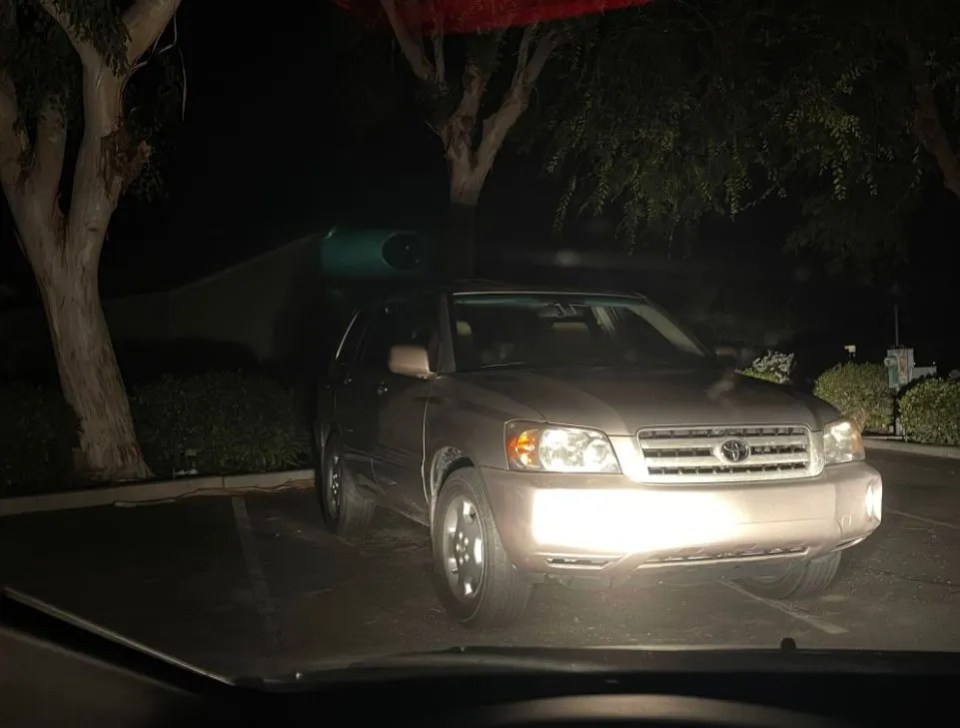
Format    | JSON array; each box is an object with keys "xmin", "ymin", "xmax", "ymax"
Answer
[
  {"xmin": 823, "ymin": 418, "xmax": 865, "ymax": 465},
  {"xmin": 505, "ymin": 422, "xmax": 621, "ymax": 473}
]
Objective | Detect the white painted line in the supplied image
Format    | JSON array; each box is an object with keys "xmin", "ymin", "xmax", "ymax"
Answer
[
  {"xmin": 887, "ymin": 508, "xmax": 960, "ymax": 531},
  {"xmin": 232, "ymin": 496, "xmax": 282, "ymax": 671},
  {"xmin": 723, "ymin": 581, "xmax": 848, "ymax": 635}
]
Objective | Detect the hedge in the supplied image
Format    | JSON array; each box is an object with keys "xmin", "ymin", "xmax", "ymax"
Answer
[
  {"xmin": 131, "ymin": 371, "xmax": 310, "ymax": 478},
  {"xmin": 0, "ymin": 383, "xmax": 78, "ymax": 495},
  {"xmin": 739, "ymin": 351, "xmax": 795, "ymax": 385},
  {"xmin": 899, "ymin": 378, "xmax": 960, "ymax": 447},
  {"xmin": 739, "ymin": 368, "xmax": 782, "ymax": 383},
  {"xmin": 814, "ymin": 362, "xmax": 894, "ymax": 433},
  {"xmin": 0, "ymin": 372, "xmax": 309, "ymax": 495}
]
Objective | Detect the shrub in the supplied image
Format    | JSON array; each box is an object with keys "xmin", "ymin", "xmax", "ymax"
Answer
[
  {"xmin": 0, "ymin": 372, "xmax": 308, "ymax": 494},
  {"xmin": 0, "ymin": 383, "xmax": 78, "ymax": 495},
  {"xmin": 740, "ymin": 350, "xmax": 795, "ymax": 384},
  {"xmin": 131, "ymin": 371, "xmax": 310, "ymax": 477},
  {"xmin": 899, "ymin": 378, "xmax": 960, "ymax": 447},
  {"xmin": 115, "ymin": 338, "xmax": 263, "ymax": 385},
  {"xmin": 814, "ymin": 363, "xmax": 894, "ymax": 432}
]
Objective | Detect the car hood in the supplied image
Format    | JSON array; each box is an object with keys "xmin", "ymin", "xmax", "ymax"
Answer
[{"xmin": 456, "ymin": 367, "xmax": 837, "ymax": 435}]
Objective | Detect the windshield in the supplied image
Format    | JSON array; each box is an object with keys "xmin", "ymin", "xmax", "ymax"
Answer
[
  {"xmin": 2, "ymin": 0, "xmax": 959, "ymax": 695},
  {"xmin": 451, "ymin": 294, "xmax": 708, "ymax": 371}
]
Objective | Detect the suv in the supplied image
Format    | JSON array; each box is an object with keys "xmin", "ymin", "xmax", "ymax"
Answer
[{"xmin": 314, "ymin": 283, "xmax": 882, "ymax": 627}]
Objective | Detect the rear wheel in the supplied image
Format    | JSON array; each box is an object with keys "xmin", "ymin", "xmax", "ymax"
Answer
[
  {"xmin": 740, "ymin": 551, "xmax": 842, "ymax": 600},
  {"xmin": 316, "ymin": 433, "xmax": 374, "ymax": 537},
  {"xmin": 432, "ymin": 468, "xmax": 532, "ymax": 627}
]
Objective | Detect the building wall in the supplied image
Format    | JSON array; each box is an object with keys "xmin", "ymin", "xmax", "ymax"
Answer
[{"xmin": 0, "ymin": 228, "xmax": 432, "ymax": 381}]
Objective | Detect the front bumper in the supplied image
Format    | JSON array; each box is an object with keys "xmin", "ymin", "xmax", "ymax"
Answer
[{"xmin": 481, "ymin": 462, "xmax": 882, "ymax": 581}]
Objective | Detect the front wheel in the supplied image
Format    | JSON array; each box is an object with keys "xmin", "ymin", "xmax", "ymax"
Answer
[
  {"xmin": 739, "ymin": 551, "xmax": 841, "ymax": 600},
  {"xmin": 432, "ymin": 468, "xmax": 532, "ymax": 628},
  {"xmin": 316, "ymin": 433, "xmax": 374, "ymax": 537}
]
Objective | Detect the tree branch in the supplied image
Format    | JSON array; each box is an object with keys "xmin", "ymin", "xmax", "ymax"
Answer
[
  {"xmin": 123, "ymin": 0, "xmax": 183, "ymax": 66},
  {"xmin": 67, "ymin": 65, "xmax": 121, "ymax": 263},
  {"xmin": 36, "ymin": 0, "xmax": 105, "ymax": 72},
  {"xmin": 516, "ymin": 29, "xmax": 560, "ymax": 92},
  {"xmin": 512, "ymin": 24, "xmax": 538, "ymax": 90},
  {"xmin": 425, "ymin": 0, "xmax": 445, "ymax": 86},
  {"xmin": 439, "ymin": 60, "xmax": 490, "ymax": 167},
  {"xmin": 453, "ymin": 63, "xmax": 489, "ymax": 127},
  {"xmin": 29, "ymin": 99, "xmax": 67, "ymax": 212},
  {"xmin": 906, "ymin": 40, "xmax": 960, "ymax": 201},
  {"xmin": 0, "ymin": 68, "xmax": 27, "ymax": 183},
  {"xmin": 475, "ymin": 30, "xmax": 561, "ymax": 176},
  {"xmin": 381, "ymin": 0, "xmax": 435, "ymax": 84},
  {"xmin": 431, "ymin": 31, "xmax": 445, "ymax": 87}
]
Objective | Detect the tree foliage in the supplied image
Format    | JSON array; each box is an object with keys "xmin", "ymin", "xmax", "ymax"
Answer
[
  {"xmin": 543, "ymin": 0, "xmax": 960, "ymax": 264},
  {"xmin": 0, "ymin": 0, "xmax": 182, "ymax": 208}
]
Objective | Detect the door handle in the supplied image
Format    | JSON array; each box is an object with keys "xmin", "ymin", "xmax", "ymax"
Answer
[{"xmin": 376, "ymin": 382, "xmax": 388, "ymax": 396}]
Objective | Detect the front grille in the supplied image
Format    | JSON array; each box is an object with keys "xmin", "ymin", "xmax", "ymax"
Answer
[
  {"xmin": 644, "ymin": 544, "xmax": 808, "ymax": 564},
  {"xmin": 637, "ymin": 425, "xmax": 817, "ymax": 483},
  {"xmin": 545, "ymin": 556, "xmax": 615, "ymax": 569}
]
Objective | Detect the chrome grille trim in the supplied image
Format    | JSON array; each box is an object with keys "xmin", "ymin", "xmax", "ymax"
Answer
[{"xmin": 637, "ymin": 425, "xmax": 821, "ymax": 483}]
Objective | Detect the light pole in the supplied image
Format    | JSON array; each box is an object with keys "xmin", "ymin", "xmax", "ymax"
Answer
[{"xmin": 891, "ymin": 282, "xmax": 901, "ymax": 348}]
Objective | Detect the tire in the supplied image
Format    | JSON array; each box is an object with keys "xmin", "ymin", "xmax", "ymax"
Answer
[
  {"xmin": 431, "ymin": 467, "xmax": 533, "ymax": 628},
  {"xmin": 315, "ymin": 432, "xmax": 374, "ymax": 537},
  {"xmin": 740, "ymin": 551, "xmax": 842, "ymax": 600}
]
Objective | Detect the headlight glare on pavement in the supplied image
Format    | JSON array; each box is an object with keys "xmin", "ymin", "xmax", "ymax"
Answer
[{"xmin": 531, "ymin": 489, "xmax": 737, "ymax": 553}]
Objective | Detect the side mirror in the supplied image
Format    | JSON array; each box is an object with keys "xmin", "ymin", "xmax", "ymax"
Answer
[
  {"xmin": 715, "ymin": 346, "xmax": 752, "ymax": 369},
  {"xmin": 388, "ymin": 344, "xmax": 434, "ymax": 380}
]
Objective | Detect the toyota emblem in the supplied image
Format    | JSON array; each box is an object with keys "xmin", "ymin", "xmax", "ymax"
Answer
[{"xmin": 720, "ymin": 439, "xmax": 750, "ymax": 463}]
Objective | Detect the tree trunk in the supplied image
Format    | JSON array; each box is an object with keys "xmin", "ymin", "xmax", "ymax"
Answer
[
  {"xmin": 907, "ymin": 42, "xmax": 960, "ymax": 203},
  {"xmin": 35, "ymin": 246, "xmax": 150, "ymax": 481},
  {"xmin": 446, "ymin": 152, "xmax": 487, "ymax": 278},
  {"xmin": 448, "ymin": 178, "xmax": 482, "ymax": 278},
  {"xmin": 0, "ymin": 0, "xmax": 182, "ymax": 484}
]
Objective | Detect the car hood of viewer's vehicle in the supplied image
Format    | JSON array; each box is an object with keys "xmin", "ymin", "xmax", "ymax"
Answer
[{"xmin": 455, "ymin": 367, "xmax": 837, "ymax": 435}]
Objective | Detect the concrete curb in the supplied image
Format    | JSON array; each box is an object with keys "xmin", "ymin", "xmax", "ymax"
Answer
[
  {"xmin": 0, "ymin": 468, "xmax": 314, "ymax": 518},
  {"xmin": 865, "ymin": 438, "xmax": 960, "ymax": 461}
]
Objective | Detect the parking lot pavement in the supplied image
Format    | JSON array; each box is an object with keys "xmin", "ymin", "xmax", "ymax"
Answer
[{"xmin": 2, "ymin": 452, "xmax": 960, "ymax": 678}]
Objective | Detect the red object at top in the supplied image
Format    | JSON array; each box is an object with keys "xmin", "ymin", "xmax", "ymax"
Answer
[{"xmin": 337, "ymin": 1, "xmax": 653, "ymax": 34}]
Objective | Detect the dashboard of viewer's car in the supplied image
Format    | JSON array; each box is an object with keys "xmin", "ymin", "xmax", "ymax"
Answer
[{"xmin": 2, "ymin": 589, "xmax": 957, "ymax": 728}]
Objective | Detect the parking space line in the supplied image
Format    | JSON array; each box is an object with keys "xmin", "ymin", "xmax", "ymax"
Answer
[
  {"xmin": 886, "ymin": 508, "xmax": 960, "ymax": 531},
  {"xmin": 232, "ymin": 496, "xmax": 282, "ymax": 668},
  {"xmin": 723, "ymin": 582, "xmax": 848, "ymax": 635}
]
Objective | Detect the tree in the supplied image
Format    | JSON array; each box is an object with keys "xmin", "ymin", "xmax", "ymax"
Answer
[
  {"xmin": 341, "ymin": 0, "xmax": 651, "ymax": 275},
  {"xmin": 0, "ymin": 0, "xmax": 182, "ymax": 481},
  {"xmin": 545, "ymin": 0, "xmax": 960, "ymax": 267}
]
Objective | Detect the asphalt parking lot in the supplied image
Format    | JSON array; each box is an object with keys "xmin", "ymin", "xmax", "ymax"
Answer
[{"xmin": 2, "ymin": 450, "xmax": 959, "ymax": 678}]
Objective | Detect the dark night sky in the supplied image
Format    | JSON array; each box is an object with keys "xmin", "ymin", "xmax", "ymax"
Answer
[{"xmin": 1, "ymin": 0, "xmax": 958, "ymax": 372}]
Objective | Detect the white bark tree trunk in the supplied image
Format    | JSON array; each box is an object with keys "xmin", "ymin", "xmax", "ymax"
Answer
[
  {"xmin": 0, "ymin": 0, "xmax": 183, "ymax": 482},
  {"xmin": 446, "ymin": 143, "xmax": 487, "ymax": 277},
  {"xmin": 36, "ymin": 248, "xmax": 148, "ymax": 479}
]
